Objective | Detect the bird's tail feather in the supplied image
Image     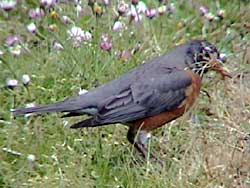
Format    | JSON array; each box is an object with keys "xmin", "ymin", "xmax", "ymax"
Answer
[
  {"xmin": 13, "ymin": 101, "xmax": 75, "ymax": 115},
  {"xmin": 70, "ymin": 118, "xmax": 107, "ymax": 129},
  {"xmin": 12, "ymin": 104, "xmax": 65, "ymax": 115}
]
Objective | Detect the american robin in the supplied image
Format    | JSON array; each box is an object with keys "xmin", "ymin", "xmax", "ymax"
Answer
[{"xmin": 13, "ymin": 40, "xmax": 231, "ymax": 164}]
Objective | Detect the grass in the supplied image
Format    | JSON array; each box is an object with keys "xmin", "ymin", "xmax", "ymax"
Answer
[{"xmin": 0, "ymin": 0, "xmax": 250, "ymax": 187}]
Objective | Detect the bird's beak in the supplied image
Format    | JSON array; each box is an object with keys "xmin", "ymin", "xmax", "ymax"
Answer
[{"xmin": 210, "ymin": 59, "xmax": 232, "ymax": 79}]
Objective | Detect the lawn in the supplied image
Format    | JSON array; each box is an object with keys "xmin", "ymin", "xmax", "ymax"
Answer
[{"xmin": 0, "ymin": 0, "xmax": 250, "ymax": 187}]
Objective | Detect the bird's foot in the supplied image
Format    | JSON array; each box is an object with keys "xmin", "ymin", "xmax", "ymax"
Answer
[{"xmin": 127, "ymin": 128, "xmax": 164, "ymax": 167}]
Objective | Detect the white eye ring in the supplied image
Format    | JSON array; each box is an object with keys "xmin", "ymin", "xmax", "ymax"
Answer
[{"xmin": 204, "ymin": 46, "xmax": 212, "ymax": 51}]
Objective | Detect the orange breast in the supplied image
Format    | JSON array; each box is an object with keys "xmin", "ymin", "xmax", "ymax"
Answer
[{"xmin": 131, "ymin": 70, "xmax": 202, "ymax": 131}]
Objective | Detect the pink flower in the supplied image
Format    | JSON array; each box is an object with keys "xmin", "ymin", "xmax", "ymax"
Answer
[
  {"xmin": 118, "ymin": 1, "xmax": 129, "ymax": 15},
  {"xmin": 61, "ymin": 15, "xmax": 71, "ymax": 24},
  {"xmin": 204, "ymin": 12, "xmax": 215, "ymax": 22},
  {"xmin": 0, "ymin": 0, "xmax": 16, "ymax": 11},
  {"xmin": 67, "ymin": 26, "xmax": 84, "ymax": 42},
  {"xmin": 5, "ymin": 35, "xmax": 21, "ymax": 46},
  {"xmin": 128, "ymin": 4, "xmax": 137, "ymax": 17},
  {"xmin": 217, "ymin": 9, "xmax": 225, "ymax": 19},
  {"xmin": 127, "ymin": 4, "xmax": 143, "ymax": 23},
  {"xmin": 53, "ymin": 41, "xmax": 64, "ymax": 50},
  {"xmin": 119, "ymin": 50, "xmax": 132, "ymax": 62},
  {"xmin": 103, "ymin": 0, "xmax": 110, "ymax": 6},
  {"xmin": 29, "ymin": 8, "xmax": 45, "ymax": 19},
  {"xmin": 167, "ymin": 3, "xmax": 175, "ymax": 13},
  {"xmin": 112, "ymin": 21, "xmax": 124, "ymax": 31},
  {"xmin": 83, "ymin": 31, "xmax": 92, "ymax": 41},
  {"xmin": 199, "ymin": 6, "xmax": 209, "ymax": 16},
  {"xmin": 67, "ymin": 26, "xmax": 92, "ymax": 46},
  {"xmin": 131, "ymin": 0, "xmax": 139, "ymax": 5},
  {"xmin": 40, "ymin": 0, "xmax": 56, "ymax": 8},
  {"xmin": 145, "ymin": 9, "xmax": 157, "ymax": 19},
  {"xmin": 100, "ymin": 33, "xmax": 112, "ymax": 52},
  {"xmin": 133, "ymin": 14, "xmax": 142, "ymax": 22}
]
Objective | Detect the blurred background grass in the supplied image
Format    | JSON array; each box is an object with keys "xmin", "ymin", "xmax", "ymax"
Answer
[{"xmin": 0, "ymin": 0, "xmax": 250, "ymax": 187}]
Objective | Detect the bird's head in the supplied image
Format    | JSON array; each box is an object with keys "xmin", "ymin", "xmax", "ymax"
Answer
[{"xmin": 185, "ymin": 40, "xmax": 231, "ymax": 79}]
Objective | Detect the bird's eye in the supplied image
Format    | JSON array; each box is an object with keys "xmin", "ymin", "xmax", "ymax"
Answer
[
  {"xmin": 204, "ymin": 52, "xmax": 210, "ymax": 58},
  {"xmin": 198, "ymin": 54, "xmax": 204, "ymax": 60}
]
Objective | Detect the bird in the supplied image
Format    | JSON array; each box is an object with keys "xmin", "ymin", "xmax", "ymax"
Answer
[{"xmin": 13, "ymin": 40, "xmax": 231, "ymax": 164}]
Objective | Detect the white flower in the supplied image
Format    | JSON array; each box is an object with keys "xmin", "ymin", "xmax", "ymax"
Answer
[
  {"xmin": 103, "ymin": 0, "xmax": 109, "ymax": 6},
  {"xmin": 6, "ymin": 79, "xmax": 18, "ymax": 89},
  {"xmin": 0, "ymin": 0, "xmax": 16, "ymax": 11},
  {"xmin": 53, "ymin": 41, "xmax": 64, "ymax": 50},
  {"xmin": 158, "ymin": 5, "xmax": 167, "ymax": 15},
  {"xmin": 83, "ymin": 31, "xmax": 92, "ymax": 41},
  {"xmin": 67, "ymin": 26, "xmax": 92, "ymax": 46},
  {"xmin": 168, "ymin": 3, "xmax": 175, "ymax": 13},
  {"xmin": 9, "ymin": 45, "xmax": 21, "ymax": 56},
  {"xmin": 27, "ymin": 154, "xmax": 36, "ymax": 162},
  {"xmin": 127, "ymin": 5, "xmax": 143, "ymax": 22},
  {"xmin": 134, "ymin": 14, "xmax": 142, "ymax": 22},
  {"xmin": 40, "ymin": 0, "xmax": 56, "ymax": 8},
  {"xmin": 112, "ymin": 21, "xmax": 124, "ymax": 31},
  {"xmin": 22, "ymin": 74, "xmax": 31, "ymax": 85},
  {"xmin": 128, "ymin": 4, "xmax": 137, "ymax": 17},
  {"xmin": 217, "ymin": 9, "xmax": 225, "ymax": 19},
  {"xmin": 68, "ymin": 26, "xmax": 84, "ymax": 41},
  {"xmin": 136, "ymin": 1, "xmax": 147, "ymax": 14},
  {"xmin": 219, "ymin": 53, "xmax": 227, "ymax": 62},
  {"xmin": 29, "ymin": 7, "xmax": 45, "ymax": 19},
  {"xmin": 62, "ymin": 15, "xmax": 71, "ymax": 24},
  {"xmin": 27, "ymin": 23, "xmax": 37, "ymax": 33}
]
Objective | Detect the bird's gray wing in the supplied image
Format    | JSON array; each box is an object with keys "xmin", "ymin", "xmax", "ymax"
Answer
[{"xmin": 92, "ymin": 69, "xmax": 193, "ymax": 124}]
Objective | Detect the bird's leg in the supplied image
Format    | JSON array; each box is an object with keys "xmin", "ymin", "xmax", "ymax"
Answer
[
  {"xmin": 127, "ymin": 128, "xmax": 150, "ymax": 157},
  {"xmin": 127, "ymin": 128, "xmax": 164, "ymax": 166}
]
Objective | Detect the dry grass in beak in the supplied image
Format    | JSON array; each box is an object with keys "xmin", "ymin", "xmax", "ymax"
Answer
[{"xmin": 210, "ymin": 59, "xmax": 232, "ymax": 79}]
